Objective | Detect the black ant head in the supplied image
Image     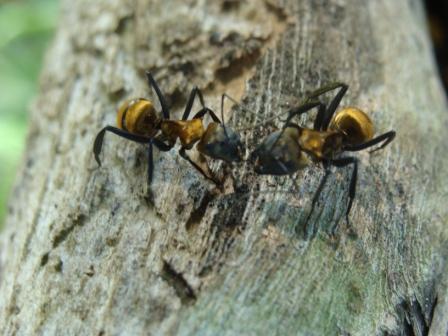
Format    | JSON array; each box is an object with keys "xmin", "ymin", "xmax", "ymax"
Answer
[
  {"xmin": 250, "ymin": 128, "xmax": 308, "ymax": 175},
  {"xmin": 199, "ymin": 124, "xmax": 245, "ymax": 162}
]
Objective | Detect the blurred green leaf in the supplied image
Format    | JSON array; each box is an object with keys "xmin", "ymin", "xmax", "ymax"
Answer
[
  {"xmin": 0, "ymin": 0, "xmax": 58, "ymax": 47},
  {"xmin": 0, "ymin": 0, "xmax": 58, "ymax": 227}
]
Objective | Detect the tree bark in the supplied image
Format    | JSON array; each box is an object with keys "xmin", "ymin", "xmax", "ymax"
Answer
[{"xmin": 1, "ymin": 0, "xmax": 447, "ymax": 335}]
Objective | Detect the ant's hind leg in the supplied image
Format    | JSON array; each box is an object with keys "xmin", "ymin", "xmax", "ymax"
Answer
[
  {"xmin": 307, "ymin": 83, "xmax": 348, "ymax": 131},
  {"xmin": 145, "ymin": 138, "xmax": 174, "ymax": 200},
  {"xmin": 93, "ymin": 126, "xmax": 153, "ymax": 166},
  {"xmin": 145, "ymin": 71, "xmax": 170, "ymax": 119},
  {"xmin": 181, "ymin": 87, "xmax": 221, "ymax": 123},
  {"xmin": 182, "ymin": 87, "xmax": 209, "ymax": 120},
  {"xmin": 191, "ymin": 105, "xmax": 221, "ymax": 124},
  {"xmin": 343, "ymin": 131, "xmax": 396, "ymax": 153},
  {"xmin": 146, "ymin": 139, "xmax": 173, "ymax": 188},
  {"xmin": 283, "ymin": 101, "xmax": 323, "ymax": 127},
  {"xmin": 147, "ymin": 141, "xmax": 155, "ymax": 192},
  {"xmin": 301, "ymin": 163, "xmax": 332, "ymax": 239},
  {"xmin": 269, "ymin": 101, "xmax": 323, "ymax": 150},
  {"xmin": 330, "ymin": 157, "xmax": 358, "ymax": 224},
  {"xmin": 93, "ymin": 127, "xmax": 108, "ymax": 166},
  {"xmin": 313, "ymin": 102, "xmax": 328, "ymax": 131}
]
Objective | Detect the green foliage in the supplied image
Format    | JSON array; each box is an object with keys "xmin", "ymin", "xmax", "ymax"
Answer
[{"xmin": 0, "ymin": 0, "xmax": 58, "ymax": 227}]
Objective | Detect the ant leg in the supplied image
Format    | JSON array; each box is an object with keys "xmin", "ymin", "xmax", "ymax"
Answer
[
  {"xmin": 93, "ymin": 126, "xmax": 153, "ymax": 166},
  {"xmin": 182, "ymin": 87, "xmax": 208, "ymax": 120},
  {"xmin": 313, "ymin": 102, "xmax": 328, "ymax": 131},
  {"xmin": 283, "ymin": 100, "xmax": 323, "ymax": 127},
  {"xmin": 343, "ymin": 131, "xmax": 396, "ymax": 153},
  {"xmin": 147, "ymin": 140, "xmax": 155, "ymax": 190},
  {"xmin": 329, "ymin": 157, "xmax": 358, "ymax": 223},
  {"xmin": 180, "ymin": 87, "xmax": 222, "ymax": 123},
  {"xmin": 307, "ymin": 82, "xmax": 348, "ymax": 100},
  {"xmin": 187, "ymin": 90, "xmax": 240, "ymax": 126},
  {"xmin": 192, "ymin": 107, "xmax": 221, "ymax": 123},
  {"xmin": 145, "ymin": 71, "xmax": 170, "ymax": 119},
  {"xmin": 267, "ymin": 101, "xmax": 322, "ymax": 150},
  {"xmin": 179, "ymin": 148, "xmax": 221, "ymax": 186},
  {"xmin": 321, "ymin": 84, "xmax": 348, "ymax": 131},
  {"xmin": 146, "ymin": 138, "xmax": 174, "ymax": 194},
  {"xmin": 153, "ymin": 138, "xmax": 174, "ymax": 152},
  {"xmin": 307, "ymin": 83, "xmax": 348, "ymax": 131},
  {"xmin": 301, "ymin": 163, "xmax": 332, "ymax": 238}
]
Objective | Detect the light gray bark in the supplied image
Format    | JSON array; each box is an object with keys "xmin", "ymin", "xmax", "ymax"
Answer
[{"xmin": 1, "ymin": 0, "xmax": 447, "ymax": 335}]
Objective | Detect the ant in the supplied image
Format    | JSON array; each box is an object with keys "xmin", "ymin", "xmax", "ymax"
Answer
[
  {"xmin": 93, "ymin": 71, "xmax": 244, "ymax": 191},
  {"xmin": 250, "ymin": 83, "xmax": 396, "ymax": 230}
]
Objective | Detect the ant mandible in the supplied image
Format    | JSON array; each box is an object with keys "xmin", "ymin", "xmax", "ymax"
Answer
[
  {"xmin": 250, "ymin": 83, "xmax": 396, "ymax": 227},
  {"xmin": 93, "ymin": 71, "xmax": 244, "ymax": 190}
]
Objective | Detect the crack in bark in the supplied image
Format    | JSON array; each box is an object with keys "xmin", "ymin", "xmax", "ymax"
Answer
[
  {"xmin": 185, "ymin": 191, "xmax": 215, "ymax": 232},
  {"xmin": 52, "ymin": 213, "xmax": 87, "ymax": 249},
  {"xmin": 161, "ymin": 260, "xmax": 196, "ymax": 305},
  {"xmin": 386, "ymin": 294, "xmax": 438, "ymax": 336}
]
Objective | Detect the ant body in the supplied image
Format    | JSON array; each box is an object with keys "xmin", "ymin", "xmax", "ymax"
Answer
[
  {"xmin": 93, "ymin": 71, "xmax": 244, "ymax": 190},
  {"xmin": 250, "ymin": 83, "xmax": 396, "ymax": 227}
]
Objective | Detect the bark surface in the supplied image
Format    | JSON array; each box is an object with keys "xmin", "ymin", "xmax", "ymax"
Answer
[{"xmin": 1, "ymin": 0, "xmax": 447, "ymax": 335}]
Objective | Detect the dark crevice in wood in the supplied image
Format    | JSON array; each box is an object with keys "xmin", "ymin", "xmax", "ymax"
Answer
[
  {"xmin": 394, "ymin": 293, "xmax": 438, "ymax": 336},
  {"xmin": 52, "ymin": 214, "xmax": 87, "ymax": 249},
  {"xmin": 198, "ymin": 191, "xmax": 251, "ymax": 277},
  {"xmin": 185, "ymin": 191, "xmax": 215, "ymax": 232},
  {"xmin": 264, "ymin": 0, "xmax": 289, "ymax": 21},
  {"xmin": 161, "ymin": 261, "xmax": 196, "ymax": 305},
  {"xmin": 40, "ymin": 252, "xmax": 50, "ymax": 267}
]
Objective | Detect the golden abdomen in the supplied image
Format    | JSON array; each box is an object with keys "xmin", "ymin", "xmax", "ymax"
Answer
[
  {"xmin": 116, "ymin": 98, "xmax": 161, "ymax": 137},
  {"xmin": 329, "ymin": 107, "xmax": 374, "ymax": 145}
]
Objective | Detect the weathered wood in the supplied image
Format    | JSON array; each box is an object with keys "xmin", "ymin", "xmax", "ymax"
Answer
[{"xmin": 1, "ymin": 0, "xmax": 447, "ymax": 335}]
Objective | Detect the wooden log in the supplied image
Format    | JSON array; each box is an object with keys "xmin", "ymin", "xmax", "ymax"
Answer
[{"xmin": 0, "ymin": 1, "xmax": 447, "ymax": 334}]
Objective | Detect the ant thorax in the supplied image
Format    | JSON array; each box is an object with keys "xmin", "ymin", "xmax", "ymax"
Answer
[
  {"xmin": 160, "ymin": 118, "xmax": 205, "ymax": 149},
  {"xmin": 116, "ymin": 98, "xmax": 162, "ymax": 137}
]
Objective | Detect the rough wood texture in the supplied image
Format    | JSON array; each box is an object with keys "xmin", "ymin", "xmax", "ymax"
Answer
[{"xmin": 1, "ymin": 0, "xmax": 447, "ymax": 335}]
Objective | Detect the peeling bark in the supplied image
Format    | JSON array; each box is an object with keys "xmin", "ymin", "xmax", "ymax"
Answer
[{"xmin": 1, "ymin": 0, "xmax": 447, "ymax": 335}]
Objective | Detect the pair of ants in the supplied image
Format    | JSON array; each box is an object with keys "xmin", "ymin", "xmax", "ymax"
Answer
[{"xmin": 93, "ymin": 72, "xmax": 395, "ymax": 221}]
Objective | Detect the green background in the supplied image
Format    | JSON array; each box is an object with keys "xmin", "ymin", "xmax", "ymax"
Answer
[{"xmin": 0, "ymin": 0, "xmax": 58, "ymax": 227}]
